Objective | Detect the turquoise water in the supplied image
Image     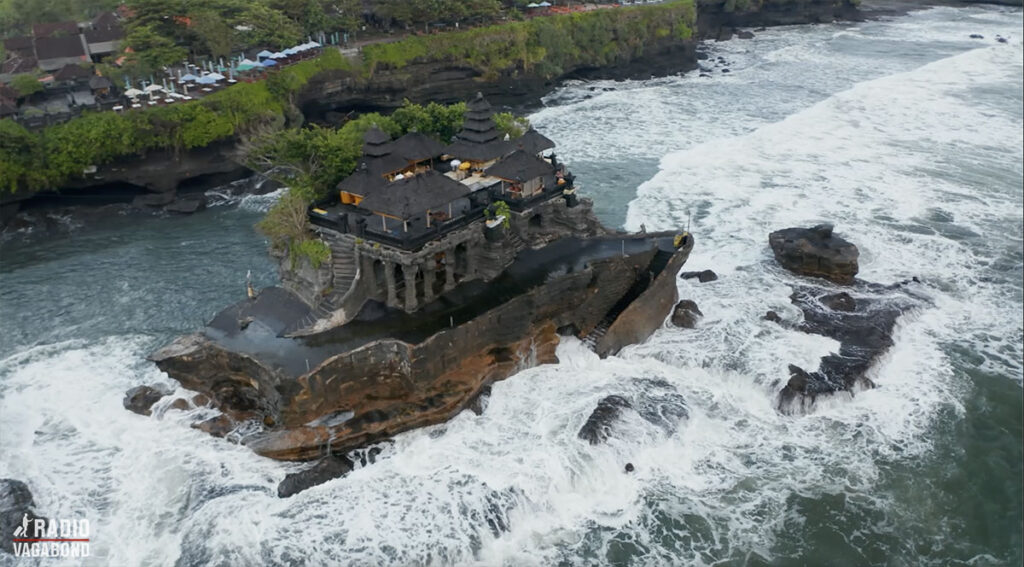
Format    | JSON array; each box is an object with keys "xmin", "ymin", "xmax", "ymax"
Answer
[{"xmin": 1, "ymin": 5, "xmax": 1021, "ymax": 565}]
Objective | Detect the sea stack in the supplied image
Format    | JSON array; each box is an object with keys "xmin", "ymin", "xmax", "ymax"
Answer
[{"xmin": 145, "ymin": 94, "xmax": 695, "ymax": 462}]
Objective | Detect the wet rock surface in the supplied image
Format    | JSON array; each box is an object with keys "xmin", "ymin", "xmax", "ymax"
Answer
[
  {"xmin": 777, "ymin": 283, "xmax": 921, "ymax": 413},
  {"xmin": 0, "ymin": 479, "xmax": 45, "ymax": 555},
  {"xmin": 123, "ymin": 384, "xmax": 172, "ymax": 416},
  {"xmin": 579, "ymin": 383, "xmax": 689, "ymax": 445},
  {"xmin": 578, "ymin": 395, "xmax": 633, "ymax": 445},
  {"xmin": 671, "ymin": 300, "xmax": 703, "ymax": 329},
  {"xmin": 681, "ymin": 269, "xmax": 718, "ymax": 282},
  {"xmin": 277, "ymin": 455, "xmax": 354, "ymax": 498},
  {"xmin": 769, "ymin": 224, "xmax": 859, "ymax": 284}
]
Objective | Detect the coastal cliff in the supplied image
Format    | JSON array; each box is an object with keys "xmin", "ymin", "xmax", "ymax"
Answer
[{"xmin": 1, "ymin": 0, "xmax": 861, "ymax": 230}]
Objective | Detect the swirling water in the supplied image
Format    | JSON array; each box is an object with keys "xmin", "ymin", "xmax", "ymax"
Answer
[{"xmin": 1, "ymin": 5, "xmax": 1021, "ymax": 566}]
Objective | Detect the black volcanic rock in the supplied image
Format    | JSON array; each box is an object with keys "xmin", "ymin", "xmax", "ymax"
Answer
[
  {"xmin": 681, "ymin": 269, "xmax": 718, "ymax": 282},
  {"xmin": 578, "ymin": 395, "xmax": 633, "ymax": 445},
  {"xmin": 763, "ymin": 310, "xmax": 782, "ymax": 323},
  {"xmin": 778, "ymin": 285, "xmax": 917, "ymax": 413},
  {"xmin": 769, "ymin": 224, "xmax": 859, "ymax": 284},
  {"xmin": 278, "ymin": 455, "xmax": 354, "ymax": 498},
  {"xmin": 671, "ymin": 300, "xmax": 703, "ymax": 328},
  {"xmin": 738, "ymin": 30, "xmax": 755, "ymax": 39},
  {"xmin": 123, "ymin": 384, "xmax": 171, "ymax": 416}
]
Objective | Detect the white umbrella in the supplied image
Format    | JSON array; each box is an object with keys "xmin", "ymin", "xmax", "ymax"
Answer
[
  {"xmin": 207, "ymin": 73, "xmax": 225, "ymax": 81},
  {"xmin": 124, "ymin": 88, "xmax": 143, "ymax": 97},
  {"xmin": 538, "ymin": 1, "xmax": 551, "ymax": 5},
  {"xmin": 269, "ymin": 52, "xmax": 286, "ymax": 59},
  {"xmin": 257, "ymin": 49, "xmax": 274, "ymax": 59},
  {"xmin": 143, "ymin": 84, "xmax": 164, "ymax": 93}
]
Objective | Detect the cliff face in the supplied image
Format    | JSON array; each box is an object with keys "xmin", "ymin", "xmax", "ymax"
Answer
[{"xmin": 150, "ymin": 230, "xmax": 693, "ymax": 461}]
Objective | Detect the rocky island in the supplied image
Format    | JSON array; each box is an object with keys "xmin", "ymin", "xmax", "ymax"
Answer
[{"xmin": 139, "ymin": 95, "xmax": 694, "ymax": 474}]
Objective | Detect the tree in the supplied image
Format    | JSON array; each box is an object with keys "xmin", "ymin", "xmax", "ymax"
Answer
[
  {"xmin": 189, "ymin": 9, "xmax": 235, "ymax": 59},
  {"xmin": 121, "ymin": 24, "xmax": 189, "ymax": 73},
  {"xmin": 236, "ymin": 3, "xmax": 302, "ymax": 49},
  {"xmin": 10, "ymin": 73, "xmax": 42, "ymax": 97}
]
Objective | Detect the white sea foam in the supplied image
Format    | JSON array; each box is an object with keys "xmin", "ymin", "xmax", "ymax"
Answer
[{"xmin": 1, "ymin": 6, "xmax": 1021, "ymax": 567}]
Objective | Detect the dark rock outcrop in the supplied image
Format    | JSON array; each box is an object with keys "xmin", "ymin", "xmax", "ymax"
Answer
[
  {"xmin": 191, "ymin": 415, "xmax": 237, "ymax": 438},
  {"xmin": 150, "ymin": 232, "xmax": 694, "ymax": 461},
  {"xmin": 1, "ymin": 479, "xmax": 44, "ymax": 555},
  {"xmin": 763, "ymin": 310, "xmax": 782, "ymax": 323},
  {"xmin": 681, "ymin": 269, "xmax": 718, "ymax": 282},
  {"xmin": 671, "ymin": 300, "xmax": 703, "ymax": 329},
  {"xmin": 777, "ymin": 284, "xmax": 918, "ymax": 413},
  {"xmin": 277, "ymin": 455, "xmax": 354, "ymax": 498},
  {"xmin": 123, "ymin": 384, "xmax": 172, "ymax": 416},
  {"xmin": 769, "ymin": 224, "xmax": 859, "ymax": 284},
  {"xmin": 578, "ymin": 395, "xmax": 633, "ymax": 445}
]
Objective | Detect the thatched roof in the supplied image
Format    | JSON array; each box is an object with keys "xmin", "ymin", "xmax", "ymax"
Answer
[
  {"xmin": 358, "ymin": 171, "xmax": 470, "ymax": 220},
  {"xmin": 517, "ymin": 127, "xmax": 555, "ymax": 155},
  {"xmin": 337, "ymin": 162, "xmax": 386, "ymax": 196},
  {"xmin": 392, "ymin": 131, "xmax": 444, "ymax": 163},
  {"xmin": 485, "ymin": 149, "xmax": 554, "ymax": 182}
]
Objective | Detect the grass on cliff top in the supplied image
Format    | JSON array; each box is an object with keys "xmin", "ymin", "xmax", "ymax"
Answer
[{"xmin": 0, "ymin": 0, "xmax": 695, "ymax": 193}]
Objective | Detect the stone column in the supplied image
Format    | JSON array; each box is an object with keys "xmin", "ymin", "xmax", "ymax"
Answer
[
  {"xmin": 422, "ymin": 261, "xmax": 435, "ymax": 303},
  {"xmin": 444, "ymin": 255, "xmax": 456, "ymax": 291},
  {"xmin": 404, "ymin": 264, "xmax": 418, "ymax": 311},
  {"xmin": 384, "ymin": 260, "xmax": 398, "ymax": 308},
  {"xmin": 465, "ymin": 245, "xmax": 477, "ymax": 279}
]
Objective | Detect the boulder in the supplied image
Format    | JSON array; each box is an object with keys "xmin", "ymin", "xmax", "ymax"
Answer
[
  {"xmin": 164, "ymin": 195, "xmax": 207, "ymax": 214},
  {"xmin": 191, "ymin": 415, "xmax": 236, "ymax": 438},
  {"xmin": 737, "ymin": 30, "xmax": 755, "ymax": 39},
  {"xmin": 670, "ymin": 300, "xmax": 703, "ymax": 328},
  {"xmin": 768, "ymin": 224, "xmax": 859, "ymax": 284},
  {"xmin": 0, "ymin": 479, "xmax": 44, "ymax": 555},
  {"xmin": 821, "ymin": 291, "xmax": 856, "ymax": 312},
  {"xmin": 277, "ymin": 455, "xmax": 354, "ymax": 498},
  {"xmin": 969, "ymin": 34, "xmax": 984, "ymax": 39},
  {"xmin": 123, "ymin": 384, "xmax": 172, "ymax": 416},
  {"xmin": 763, "ymin": 310, "xmax": 782, "ymax": 323},
  {"xmin": 578, "ymin": 395, "xmax": 632, "ymax": 445},
  {"xmin": 168, "ymin": 398, "xmax": 191, "ymax": 412},
  {"xmin": 681, "ymin": 269, "xmax": 718, "ymax": 283}
]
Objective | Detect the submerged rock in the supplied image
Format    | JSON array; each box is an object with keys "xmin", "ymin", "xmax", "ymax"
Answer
[
  {"xmin": 164, "ymin": 196, "xmax": 207, "ymax": 214},
  {"xmin": 671, "ymin": 300, "xmax": 703, "ymax": 328},
  {"xmin": 768, "ymin": 224, "xmax": 859, "ymax": 284},
  {"xmin": 821, "ymin": 291, "xmax": 856, "ymax": 312},
  {"xmin": 738, "ymin": 30, "xmax": 755, "ymax": 39},
  {"xmin": 578, "ymin": 395, "xmax": 633, "ymax": 445},
  {"xmin": 123, "ymin": 384, "xmax": 172, "ymax": 416},
  {"xmin": 277, "ymin": 455, "xmax": 354, "ymax": 498},
  {"xmin": 763, "ymin": 310, "xmax": 782, "ymax": 323}
]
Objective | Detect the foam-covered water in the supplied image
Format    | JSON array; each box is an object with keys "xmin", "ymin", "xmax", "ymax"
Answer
[{"xmin": 1, "ymin": 5, "xmax": 1022, "ymax": 566}]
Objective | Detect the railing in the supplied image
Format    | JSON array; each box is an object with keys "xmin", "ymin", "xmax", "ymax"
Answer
[{"xmin": 310, "ymin": 204, "xmax": 489, "ymax": 252}]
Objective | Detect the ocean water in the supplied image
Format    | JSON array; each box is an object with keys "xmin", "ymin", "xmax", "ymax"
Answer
[{"xmin": 1, "ymin": 5, "xmax": 1022, "ymax": 566}]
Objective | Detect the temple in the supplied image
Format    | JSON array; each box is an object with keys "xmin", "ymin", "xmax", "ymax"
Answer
[{"xmin": 293, "ymin": 93, "xmax": 594, "ymax": 334}]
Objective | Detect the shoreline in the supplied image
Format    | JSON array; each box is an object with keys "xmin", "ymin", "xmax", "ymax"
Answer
[{"xmin": 1, "ymin": 0, "xmax": 1010, "ymax": 239}]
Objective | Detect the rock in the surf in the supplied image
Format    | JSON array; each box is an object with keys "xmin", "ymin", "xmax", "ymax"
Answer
[
  {"xmin": 768, "ymin": 224, "xmax": 859, "ymax": 284},
  {"xmin": 0, "ymin": 479, "xmax": 45, "ymax": 555},
  {"xmin": 578, "ymin": 395, "xmax": 633, "ymax": 445},
  {"xmin": 123, "ymin": 384, "xmax": 172, "ymax": 416},
  {"xmin": 277, "ymin": 455, "xmax": 354, "ymax": 498},
  {"xmin": 670, "ymin": 300, "xmax": 703, "ymax": 329}
]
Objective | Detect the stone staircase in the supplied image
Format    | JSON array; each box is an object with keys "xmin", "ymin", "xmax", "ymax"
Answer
[
  {"xmin": 581, "ymin": 249, "xmax": 674, "ymax": 352},
  {"xmin": 283, "ymin": 236, "xmax": 360, "ymax": 337}
]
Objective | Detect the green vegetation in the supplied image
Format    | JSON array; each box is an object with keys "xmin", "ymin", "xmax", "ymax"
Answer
[
  {"xmin": 0, "ymin": 49, "xmax": 352, "ymax": 192},
  {"xmin": 8, "ymin": 73, "xmax": 41, "ymax": 97},
  {"xmin": 362, "ymin": 0, "xmax": 696, "ymax": 79},
  {"xmin": 486, "ymin": 200, "xmax": 512, "ymax": 228},
  {"xmin": 0, "ymin": 0, "xmax": 694, "ymax": 196},
  {"xmin": 250, "ymin": 100, "xmax": 474, "ymax": 267}
]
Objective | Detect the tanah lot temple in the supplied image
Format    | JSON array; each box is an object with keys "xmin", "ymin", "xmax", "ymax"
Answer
[{"xmin": 294, "ymin": 92, "xmax": 597, "ymax": 333}]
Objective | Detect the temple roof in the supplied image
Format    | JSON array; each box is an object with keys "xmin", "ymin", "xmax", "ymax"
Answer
[
  {"xmin": 362, "ymin": 125, "xmax": 392, "ymax": 157},
  {"xmin": 337, "ymin": 162, "xmax": 386, "ymax": 196},
  {"xmin": 443, "ymin": 138, "xmax": 511, "ymax": 163},
  {"xmin": 517, "ymin": 127, "xmax": 555, "ymax": 155},
  {"xmin": 88, "ymin": 75, "xmax": 113, "ymax": 90},
  {"xmin": 358, "ymin": 171, "xmax": 470, "ymax": 220},
  {"xmin": 54, "ymin": 63, "xmax": 90, "ymax": 81},
  {"xmin": 391, "ymin": 131, "xmax": 444, "ymax": 163},
  {"xmin": 485, "ymin": 149, "xmax": 554, "ymax": 182}
]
